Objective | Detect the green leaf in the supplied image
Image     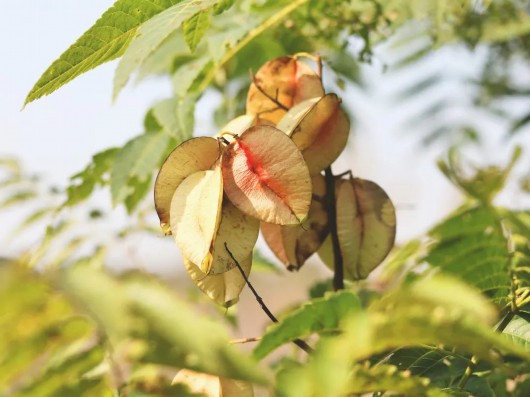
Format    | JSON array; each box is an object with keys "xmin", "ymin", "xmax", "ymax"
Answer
[
  {"xmin": 212, "ymin": 0, "xmax": 236, "ymax": 15},
  {"xmin": 276, "ymin": 360, "xmax": 450, "ymax": 397},
  {"xmin": 110, "ymin": 131, "xmax": 171, "ymax": 208},
  {"xmin": 253, "ymin": 290, "xmax": 361, "ymax": 359},
  {"xmin": 279, "ymin": 275, "xmax": 527, "ymax": 397},
  {"xmin": 151, "ymin": 96, "xmax": 196, "ymax": 141},
  {"xmin": 64, "ymin": 148, "xmax": 119, "ymax": 207},
  {"xmin": 16, "ymin": 346, "xmax": 111, "ymax": 397},
  {"xmin": 502, "ymin": 313, "xmax": 530, "ymax": 350},
  {"xmin": 183, "ymin": 10, "xmax": 211, "ymax": 52},
  {"xmin": 386, "ymin": 347, "xmax": 468, "ymax": 388},
  {"xmin": 0, "ymin": 191, "xmax": 37, "ymax": 209},
  {"xmin": 60, "ymin": 266, "xmax": 267, "ymax": 384},
  {"xmin": 114, "ymin": 0, "xmax": 218, "ymax": 99},
  {"xmin": 425, "ymin": 206, "xmax": 512, "ymax": 305},
  {"xmin": 25, "ymin": 0, "xmax": 179, "ymax": 106}
]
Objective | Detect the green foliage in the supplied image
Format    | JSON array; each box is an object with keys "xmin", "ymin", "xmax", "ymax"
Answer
[
  {"xmin": 254, "ymin": 290, "xmax": 361, "ymax": 359},
  {"xmin": 0, "ymin": 261, "xmax": 266, "ymax": 397},
  {"xmin": 110, "ymin": 131, "xmax": 172, "ymax": 210},
  {"xmin": 183, "ymin": 10, "xmax": 211, "ymax": 52},
  {"xmin": 114, "ymin": 0, "xmax": 219, "ymax": 98},
  {"xmin": 24, "ymin": 0, "xmax": 180, "ymax": 106}
]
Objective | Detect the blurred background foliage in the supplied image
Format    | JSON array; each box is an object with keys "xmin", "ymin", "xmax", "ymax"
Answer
[{"xmin": 2, "ymin": 0, "xmax": 530, "ymax": 396}]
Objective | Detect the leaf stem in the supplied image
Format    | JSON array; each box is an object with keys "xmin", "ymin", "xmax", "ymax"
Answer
[
  {"xmin": 324, "ymin": 166, "xmax": 344, "ymax": 290},
  {"xmin": 457, "ymin": 310, "xmax": 516, "ymax": 389},
  {"xmin": 229, "ymin": 336, "xmax": 262, "ymax": 344},
  {"xmin": 224, "ymin": 243, "xmax": 313, "ymax": 354}
]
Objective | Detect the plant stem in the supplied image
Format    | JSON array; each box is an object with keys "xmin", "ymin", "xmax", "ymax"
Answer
[
  {"xmin": 230, "ymin": 336, "xmax": 262, "ymax": 344},
  {"xmin": 198, "ymin": 0, "xmax": 309, "ymax": 92},
  {"xmin": 457, "ymin": 310, "xmax": 516, "ymax": 389},
  {"xmin": 324, "ymin": 166, "xmax": 344, "ymax": 290},
  {"xmin": 224, "ymin": 243, "xmax": 313, "ymax": 354}
]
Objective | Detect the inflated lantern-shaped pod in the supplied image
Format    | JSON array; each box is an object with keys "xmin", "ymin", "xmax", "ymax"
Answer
[
  {"xmin": 221, "ymin": 125, "xmax": 312, "ymax": 225},
  {"xmin": 261, "ymin": 175, "xmax": 329, "ymax": 270},
  {"xmin": 246, "ymin": 56, "xmax": 324, "ymax": 124},
  {"xmin": 276, "ymin": 94, "xmax": 350, "ymax": 175},
  {"xmin": 319, "ymin": 176, "xmax": 396, "ymax": 281}
]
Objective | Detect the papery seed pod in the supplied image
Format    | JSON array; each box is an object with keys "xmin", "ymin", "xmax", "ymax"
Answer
[
  {"xmin": 262, "ymin": 175, "xmax": 328, "ymax": 270},
  {"xmin": 277, "ymin": 94, "xmax": 349, "ymax": 175},
  {"xmin": 318, "ymin": 177, "xmax": 396, "ymax": 280},
  {"xmin": 221, "ymin": 125, "xmax": 312, "ymax": 225},
  {"xmin": 246, "ymin": 56, "xmax": 324, "ymax": 124}
]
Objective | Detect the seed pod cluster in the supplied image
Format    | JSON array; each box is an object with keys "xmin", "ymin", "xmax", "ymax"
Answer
[{"xmin": 155, "ymin": 54, "xmax": 396, "ymax": 305}]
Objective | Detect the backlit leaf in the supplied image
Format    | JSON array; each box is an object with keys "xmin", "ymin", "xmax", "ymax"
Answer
[
  {"xmin": 114, "ymin": 0, "xmax": 218, "ymax": 98},
  {"xmin": 25, "ymin": 0, "xmax": 178, "ymax": 105},
  {"xmin": 183, "ymin": 10, "xmax": 211, "ymax": 52},
  {"xmin": 254, "ymin": 290, "xmax": 361, "ymax": 359}
]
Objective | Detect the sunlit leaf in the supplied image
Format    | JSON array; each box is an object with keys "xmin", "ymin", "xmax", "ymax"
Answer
[
  {"xmin": 425, "ymin": 206, "xmax": 512, "ymax": 305},
  {"xmin": 25, "ymin": 0, "xmax": 178, "ymax": 105},
  {"xmin": 114, "ymin": 0, "xmax": 218, "ymax": 98},
  {"xmin": 222, "ymin": 125, "xmax": 312, "ymax": 225},
  {"xmin": 183, "ymin": 10, "xmax": 211, "ymax": 52},
  {"xmin": 501, "ymin": 313, "xmax": 530, "ymax": 350}
]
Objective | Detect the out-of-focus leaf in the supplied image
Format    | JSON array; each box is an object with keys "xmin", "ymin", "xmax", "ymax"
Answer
[
  {"xmin": 425, "ymin": 206, "xmax": 512, "ymax": 305},
  {"xmin": 183, "ymin": 10, "xmax": 211, "ymax": 52},
  {"xmin": 111, "ymin": 132, "xmax": 172, "ymax": 209},
  {"xmin": 114, "ymin": 0, "xmax": 218, "ymax": 98},
  {"xmin": 151, "ymin": 96, "xmax": 196, "ymax": 141},
  {"xmin": 276, "ymin": 275, "xmax": 526, "ymax": 397},
  {"xmin": 0, "ymin": 191, "xmax": 37, "ymax": 209},
  {"xmin": 61, "ymin": 266, "xmax": 267, "ymax": 384},
  {"xmin": 64, "ymin": 148, "xmax": 119, "ymax": 207},
  {"xmin": 501, "ymin": 313, "xmax": 530, "ymax": 350}
]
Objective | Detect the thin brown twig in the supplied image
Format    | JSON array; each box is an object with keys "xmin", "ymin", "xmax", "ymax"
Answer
[
  {"xmin": 230, "ymin": 336, "xmax": 262, "ymax": 345},
  {"xmin": 324, "ymin": 166, "xmax": 344, "ymax": 290},
  {"xmin": 224, "ymin": 242, "xmax": 313, "ymax": 354}
]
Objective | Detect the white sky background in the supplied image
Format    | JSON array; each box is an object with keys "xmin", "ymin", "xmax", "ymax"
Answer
[{"xmin": 1, "ymin": 2, "xmax": 528, "ymax": 274}]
